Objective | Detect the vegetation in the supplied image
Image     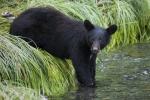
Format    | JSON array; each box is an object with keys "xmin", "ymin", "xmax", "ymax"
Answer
[
  {"xmin": 0, "ymin": 34, "xmax": 77, "ymax": 97},
  {"xmin": 0, "ymin": 82, "xmax": 46, "ymax": 100},
  {"xmin": 0, "ymin": 0, "xmax": 150, "ymax": 99}
]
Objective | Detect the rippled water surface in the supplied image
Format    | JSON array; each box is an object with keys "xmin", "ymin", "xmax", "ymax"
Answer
[{"xmin": 53, "ymin": 43, "xmax": 150, "ymax": 100}]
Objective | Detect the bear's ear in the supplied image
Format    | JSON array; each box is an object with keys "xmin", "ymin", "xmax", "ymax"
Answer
[
  {"xmin": 106, "ymin": 24, "xmax": 117, "ymax": 35},
  {"xmin": 84, "ymin": 20, "xmax": 94, "ymax": 31}
]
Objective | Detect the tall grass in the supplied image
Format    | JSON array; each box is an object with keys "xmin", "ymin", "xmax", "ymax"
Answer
[
  {"xmin": 0, "ymin": 33, "xmax": 77, "ymax": 97},
  {"xmin": 125, "ymin": 0, "xmax": 150, "ymax": 41},
  {"xmin": 95, "ymin": 0, "xmax": 140, "ymax": 50}
]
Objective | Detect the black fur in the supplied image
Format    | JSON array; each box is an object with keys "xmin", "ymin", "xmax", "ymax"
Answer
[{"xmin": 10, "ymin": 7, "xmax": 117, "ymax": 87}]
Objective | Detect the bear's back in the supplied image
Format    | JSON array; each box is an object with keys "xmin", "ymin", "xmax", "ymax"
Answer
[
  {"xmin": 10, "ymin": 7, "xmax": 86, "ymax": 38},
  {"xmin": 10, "ymin": 7, "xmax": 87, "ymax": 58},
  {"xmin": 10, "ymin": 7, "xmax": 71, "ymax": 34}
]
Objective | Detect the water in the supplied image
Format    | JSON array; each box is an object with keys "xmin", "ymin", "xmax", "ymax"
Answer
[{"xmin": 53, "ymin": 43, "xmax": 150, "ymax": 100}]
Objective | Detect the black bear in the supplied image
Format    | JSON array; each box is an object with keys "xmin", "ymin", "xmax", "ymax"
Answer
[{"xmin": 9, "ymin": 7, "xmax": 117, "ymax": 87}]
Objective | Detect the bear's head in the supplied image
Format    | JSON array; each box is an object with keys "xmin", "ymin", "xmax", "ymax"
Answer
[{"xmin": 84, "ymin": 20, "xmax": 117, "ymax": 54}]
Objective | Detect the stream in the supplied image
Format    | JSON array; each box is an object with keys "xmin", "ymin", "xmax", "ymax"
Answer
[{"xmin": 54, "ymin": 43, "xmax": 150, "ymax": 100}]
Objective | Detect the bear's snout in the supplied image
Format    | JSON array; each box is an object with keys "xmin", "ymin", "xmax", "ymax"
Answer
[
  {"xmin": 91, "ymin": 47, "xmax": 99, "ymax": 54},
  {"xmin": 91, "ymin": 41, "xmax": 100, "ymax": 54}
]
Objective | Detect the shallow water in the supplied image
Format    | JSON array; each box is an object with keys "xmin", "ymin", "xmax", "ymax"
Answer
[{"xmin": 53, "ymin": 43, "xmax": 150, "ymax": 100}]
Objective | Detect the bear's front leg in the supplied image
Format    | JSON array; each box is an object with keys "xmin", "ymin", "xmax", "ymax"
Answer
[
  {"xmin": 89, "ymin": 53, "xmax": 97, "ymax": 86},
  {"xmin": 70, "ymin": 48, "xmax": 94, "ymax": 87}
]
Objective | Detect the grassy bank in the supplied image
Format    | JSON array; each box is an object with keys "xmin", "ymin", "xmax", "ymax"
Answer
[{"xmin": 0, "ymin": 34, "xmax": 77, "ymax": 97}]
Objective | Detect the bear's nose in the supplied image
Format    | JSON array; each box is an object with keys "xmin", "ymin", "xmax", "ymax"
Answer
[{"xmin": 91, "ymin": 47, "xmax": 99, "ymax": 54}]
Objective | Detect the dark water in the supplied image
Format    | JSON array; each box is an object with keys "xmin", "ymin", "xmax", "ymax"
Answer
[{"xmin": 54, "ymin": 43, "xmax": 150, "ymax": 100}]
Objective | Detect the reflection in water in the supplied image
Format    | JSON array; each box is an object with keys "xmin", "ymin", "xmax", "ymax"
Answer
[
  {"xmin": 60, "ymin": 87, "xmax": 96, "ymax": 100},
  {"xmin": 75, "ymin": 87, "xmax": 96, "ymax": 100}
]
